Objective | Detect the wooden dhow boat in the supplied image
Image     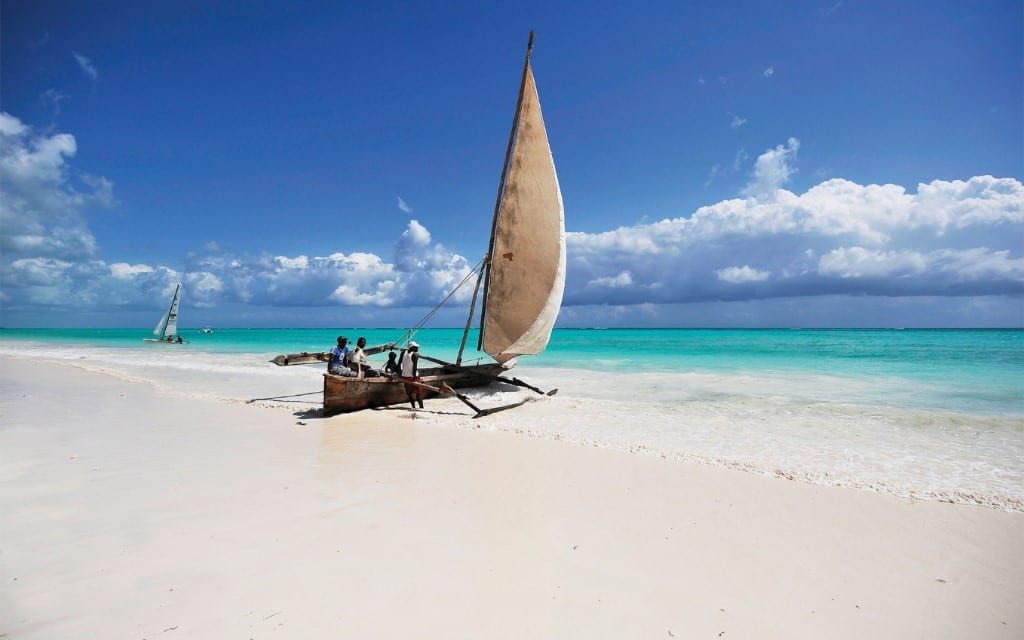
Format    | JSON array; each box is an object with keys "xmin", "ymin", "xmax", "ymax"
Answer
[{"xmin": 272, "ymin": 33, "xmax": 565, "ymax": 417}]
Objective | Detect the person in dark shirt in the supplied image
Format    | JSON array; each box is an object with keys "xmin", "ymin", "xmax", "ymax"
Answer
[{"xmin": 384, "ymin": 351, "xmax": 401, "ymax": 375}]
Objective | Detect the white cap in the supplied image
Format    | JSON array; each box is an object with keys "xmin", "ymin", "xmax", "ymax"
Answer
[{"xmin": 408, "ymin": 341, "xmax": 420, "ymax": 349}]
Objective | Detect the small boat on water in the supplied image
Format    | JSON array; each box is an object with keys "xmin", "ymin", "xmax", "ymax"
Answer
[
  {"xmin": 200, "ymin": 327, "xmax": 214, "ymax": 335},
  {"xmin": 273, "ymin": 33, "xmax": 564, "ymax": 416},
  {"xmin": 144, "ymin": 282, "xmax": 186, "ymax": 344}
]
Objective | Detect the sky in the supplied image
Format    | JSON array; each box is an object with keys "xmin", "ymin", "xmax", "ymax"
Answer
[{"xmin": 1, "ymin": 0, "xmax": 1022, "ymax": 328}]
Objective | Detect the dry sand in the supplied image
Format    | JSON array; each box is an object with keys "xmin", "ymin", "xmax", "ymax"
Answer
[{"xmin": 1, "ymin": 357, "xmax": 1021, "ymax": 638}]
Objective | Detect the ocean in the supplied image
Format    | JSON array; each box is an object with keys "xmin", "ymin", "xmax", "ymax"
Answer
[{"xmin": 2, "ymin": 327, "xmax": 1022, "ymax": 510}]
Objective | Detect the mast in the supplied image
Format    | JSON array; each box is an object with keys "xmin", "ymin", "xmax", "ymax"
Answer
[
  {"xmin": 472, "ymin": 30, "xmax": 535, "ymax": 353},
  {"xmin": 455, "ymin": 261, "xmax": 483, "ymax": 365}
]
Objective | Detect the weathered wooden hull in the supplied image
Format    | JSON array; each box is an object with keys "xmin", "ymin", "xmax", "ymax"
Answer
[{"xmin": 322, "ymin": 363, "xmax": 507, "ymax": 416}]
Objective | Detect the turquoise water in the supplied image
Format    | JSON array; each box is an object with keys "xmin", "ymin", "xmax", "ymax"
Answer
[{"xmin": 2, "ymin": 327, "xmax": 1021, "ymax": 416}]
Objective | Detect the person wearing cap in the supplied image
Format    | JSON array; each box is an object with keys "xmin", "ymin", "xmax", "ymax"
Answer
[
  {"xmin": 328, "ymin": 336, "xmax": 356, "ymax": 377},
  {"xmin": 399, "ymin": 341, "xmax": 424, "ymax": 408}
]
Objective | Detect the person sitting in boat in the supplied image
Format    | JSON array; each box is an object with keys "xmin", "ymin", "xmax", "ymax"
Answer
[
  {"xmin": 399, "ymin": 341, "xmax": 424, "ymax": 409},
  {"xmin": 347, "ymin": 337, "xmax": 378, "ymax": 378},
  {"xmin": 384, "ymin": 351, "xmax": 400, "ymax": 376},
  {"xmin": 175, "ymin": 335, "xmax": 183, "ymax": 344},
  {"xmin": 328, "ymin": 336, "xmax": 356, "ymax": 377}
]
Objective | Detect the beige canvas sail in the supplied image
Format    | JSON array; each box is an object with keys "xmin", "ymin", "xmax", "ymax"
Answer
[{"xmin": 480, "ymin": 61, "xmax": 566, "ymax": 363}]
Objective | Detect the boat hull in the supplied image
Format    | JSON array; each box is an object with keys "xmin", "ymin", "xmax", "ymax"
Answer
[{"xmin": 322, "ymin": 363, "xmax": 506, "ymax": 416}]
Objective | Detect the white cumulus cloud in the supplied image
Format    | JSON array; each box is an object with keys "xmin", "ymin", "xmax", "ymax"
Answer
[
  {"xmin": 717, "ymin": 266, "xmax": 771, "ymax": 283},
  {"xmin": 275, "ymin": 255, "xmax": 309, "ymax": 270},
  {"xmin": 588, "ymin": 271, "xmax": 634, "ymax": 288},
  {"xmin": 818, "ymin": 247, "xmax": 1024, "ymax": 282},
  {"xmin": 743, "ymin": 137, "xmax": 800, "ymax": 201},
  {"xmin": 110, "ymin": 263, "xmax": 155, "ymax": 279},
  {"xmin": 566, "ymin": 151, "xmax": 1024, "ymax": 306},
  {"xmin": 2, "ymin": 125, "xmax": 1021, "ymax": 326},
  {"xmin": 0, "ymin": 113, "xmax": 28, "ymax": 136},
  {"xmin": 0, "ymin": 112, "xmax": 110, "ymax": 266}
]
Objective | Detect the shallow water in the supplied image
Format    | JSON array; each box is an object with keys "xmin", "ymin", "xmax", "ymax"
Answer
[{"xmin": 2, "ymin": 328, "xmax": 1022, "ymax": 510}]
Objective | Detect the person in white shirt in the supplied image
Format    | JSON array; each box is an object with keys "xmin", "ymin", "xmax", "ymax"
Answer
[
  {"xmin": 347, "ymin": 337, "xmax": 372, "ymax": 377},
  {"xmin": 399, "ymin": 341, "xmax": 423, "ymax": 408}
]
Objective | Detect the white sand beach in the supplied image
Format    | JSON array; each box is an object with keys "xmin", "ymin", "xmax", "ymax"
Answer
[{"xmin": 2, "ymin": 356, "xmax": 1021, "ymax": 639}]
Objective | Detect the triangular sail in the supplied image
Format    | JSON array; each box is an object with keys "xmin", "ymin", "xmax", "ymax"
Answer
[
  {"xmin": 164, "ymin": 283, "xmax": 181, "ymax": 337},
  {"xmin": 153, "ymin": 283, "xmax": 181, "ymax": 338},
  {"xmin": 479, "ymin": 58, "xmax": 566, "ymax": 363},
  {"xmin": 152, "ymin": 309, "xmax": 169, "ymax": 337}
]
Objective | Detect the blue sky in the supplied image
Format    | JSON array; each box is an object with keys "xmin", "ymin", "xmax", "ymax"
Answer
[{"xmin": 1, "ymin": 0, "xmax": 1022, "ymax": 328}]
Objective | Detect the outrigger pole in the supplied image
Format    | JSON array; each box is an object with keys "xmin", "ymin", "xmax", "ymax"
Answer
[
  {"xmin": 457, "ymin": 31, "xmax": 535, "ymax": 365},
  {"xmin": 418, "ymin": 354, "xmax": 557, "ymax": 397}
]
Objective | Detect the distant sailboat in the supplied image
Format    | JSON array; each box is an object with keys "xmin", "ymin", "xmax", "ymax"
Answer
[
  {"xmin": 145, "ymin": 282, "xmax": 185, "ymax": 344},
  {"xmin": 271, "ymin": 32, "xmax": 564, "ymax": 416}
]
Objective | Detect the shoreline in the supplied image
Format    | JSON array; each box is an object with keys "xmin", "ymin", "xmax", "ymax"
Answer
[
  {"xmin": 3, "ymin": 348, "xmax": 1023, "ymax": 513},
  {"xmin": 2, "ymin": 357, "xmax": 1022, "ymax": 637}
]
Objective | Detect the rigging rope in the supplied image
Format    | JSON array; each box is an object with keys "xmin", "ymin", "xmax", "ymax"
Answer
[
  {"xmin": 246, "ymin": 390, "xmax": 322, "ymax": 403},
  {"xmin": 390, "ymin": 254, "xmax": 486, "ymax": 348}
]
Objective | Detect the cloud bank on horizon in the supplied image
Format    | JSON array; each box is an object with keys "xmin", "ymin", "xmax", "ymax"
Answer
[{"xmin": 1, "ymin": 112, "xmax": 1021, "ymax": 325}]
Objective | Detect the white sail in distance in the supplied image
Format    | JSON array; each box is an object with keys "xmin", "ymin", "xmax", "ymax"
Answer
[
  {"xmin": 152, "ymin": 310, "xmax": 169, "ymax": 337},
  {"xmin": 153, "ymin": 283, "xmax": 181, "ymax": 338},
  {"xmin": 164, "ymin": 283, "xmax": 181, "ymax": 337},
  {"xmin": 480, "ymin": 59, "xmax": 566, "ymax": 363}
]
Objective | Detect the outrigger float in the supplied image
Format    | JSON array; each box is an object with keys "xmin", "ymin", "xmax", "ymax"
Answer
[{"xmin": 271, "ymin": 32, "xmax": 564, "ymax": 417}]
